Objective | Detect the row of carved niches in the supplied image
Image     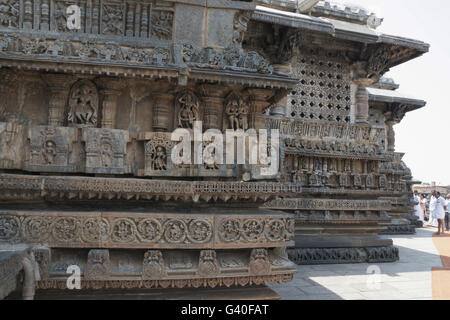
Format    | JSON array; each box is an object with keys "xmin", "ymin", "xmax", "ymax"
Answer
[
  {"xmin": 0, "ymin": 124, "xmax": 278, "ymax": 177},
  {"xmin": 283, "ymin": 155, "xmax": 408, "ymax": 192},
  {"xmin": 265, "ymin": 118, "xmax": 386, "ymax": 151},
  {"xmin": 33, "ymin": 247, "xmax": 295, "ymax": 288},
  {"xmin": 0, "ymin": 73, "xmax": 274, "ymax": 132},
  {"xmin": 288, "ymin": 45, "xmax": 352, "ymax": 123},
  {"xmin": 0, "ymin": 0, "xmax": 174, "ymax": 40}
]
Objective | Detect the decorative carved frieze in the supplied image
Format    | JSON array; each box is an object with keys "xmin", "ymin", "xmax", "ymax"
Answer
[
  {"xmin": 0, "ymin": 173, "xmax": 302, "ymax": 202},
  {"xmin": 0, "ymin": 0, "xmax": 174, "ymax": 40},
  {"xmin": 266, "ymin": 118, "xmax": 385, "ymax": 145},
  {"xmin": 0, "ymin": 32, "xmax": 173, "ymax": 66},
  {"xmin": 36, "ymin": 273, "xmax": 294, "ymax": 290},
  {"xmin": 288, "ymin": 245, "xmax": 399, "ymax": 265},
  {"xmin": 264, "ymin": 198, "xmax": 392, "ymax": 211},
  {"xmin": 0, "ymin": 211, "xmax": 295, "ymax": 248},
  {"xmin": 284, "ymin": 137, "xmax": 387, "ymax": 159},
  {"xmin": 182, "ymin": 44, "xmax": 274, "ymax": 75}
]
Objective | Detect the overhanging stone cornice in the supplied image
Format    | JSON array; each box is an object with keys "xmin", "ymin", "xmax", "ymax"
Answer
[{"xmin": 368, "ymin": 87, "xmax": 427, "ymax": 112}]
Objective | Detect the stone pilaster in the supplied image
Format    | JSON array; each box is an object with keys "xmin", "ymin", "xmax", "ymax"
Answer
[
  {"xmin": 385, "ymin": 119, "xmax": 396, "ymax": 152},
  {"xmin": 354, "ymin": 85, "xmax": 369, "ymax": 124},
  {"xmin": 97, "ymin": 79, "xmax": 125, "ymax": 129},
  {"xmin": 247, "ymin": 89, "xmax": 273, "ymax": 130},
  {"xmin": 42, "ymin": 74, "xmax": 74, "ymax": 127},
  {"xmin": 202, "ymin": 97, "xmax": 221, "ymax": 131},
  {"xmin": 152, "ymin": 93, "xmax": 173, "ymax": 132}
]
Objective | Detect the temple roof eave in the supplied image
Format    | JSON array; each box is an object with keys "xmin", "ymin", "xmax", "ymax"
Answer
[
  {"xmin": 367, "ymin": 87, "xmax": 427, "ymax": 112},
  {"xmin": 252, "ymin": 5, "xmax": 430, "ymax": 66}
]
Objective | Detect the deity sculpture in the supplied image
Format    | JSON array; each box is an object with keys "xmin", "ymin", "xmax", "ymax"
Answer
[
  {"xmin": 152, "ymin": 146, "xmax": 167, "ymax": 170},
  {"xmin": 67, "ymin": 80, "xmax": 98, "ymax": 126},
  {"xmin": 176, "ymin": 90, "xmax": 200, "ymax": 129}
]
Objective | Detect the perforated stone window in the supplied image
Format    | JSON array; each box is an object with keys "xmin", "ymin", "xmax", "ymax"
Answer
[{"xmin": 289, "ymin": 47, "xmax": 352, "ymax": 123}]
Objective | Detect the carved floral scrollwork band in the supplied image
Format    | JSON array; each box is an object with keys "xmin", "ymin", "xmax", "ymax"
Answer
[{"xmin": 0, "ymin": 213, "xmax": 294, "ymax": 248}]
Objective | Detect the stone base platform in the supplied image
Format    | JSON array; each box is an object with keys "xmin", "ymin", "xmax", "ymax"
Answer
[
  {"xmin": 379, "ymin": 218, "xmax": 417, "ymax": 235},
  {"xmin": 379, "ymin": 224, "xmax": 416, "ymax": 235},
  {"xmin": 288, "ymin": 236, "xmax": 399, "ymax": 265},
  {"xmin": 25, "ymin": 285, "xmax": 280, "ymax": 300}
]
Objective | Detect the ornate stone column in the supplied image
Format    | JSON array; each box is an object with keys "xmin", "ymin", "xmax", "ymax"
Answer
[
  {"xmin": 152, "ymin": 93, "xmax": 173, "ymax": 132},
  {"xmin": 42, "ymin": 74, "xmax": 74, "ymax": 127},
  {"xmin": 385, "ymin": 118, "xmax": 396, "ymax": 152},
  {"xmin": 247, "ymin": 88, "xmax": 273, "ymax": 130},
  {"xmin": 202, "ymin": 96, "xmax": 222, "ymax": 131},
  {"xmin": 384, "ymin": 105, "xmax": 407, "ymax": 153},
  {"xmin": 354, "ymin": 83, "xmax": 370, "ymax": 124},
  {"xmin": 97, "ymin": 78, "xmax": 125, "ymax": 129}
]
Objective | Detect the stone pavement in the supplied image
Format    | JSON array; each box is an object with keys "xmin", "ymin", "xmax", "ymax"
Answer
[{"xmin": 270, "ymin": 227, "xmax": 443, "ymax": 300}]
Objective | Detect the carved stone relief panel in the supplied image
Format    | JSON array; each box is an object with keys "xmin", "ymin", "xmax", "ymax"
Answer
[
  {"xmin": 26, "ymin": 126, "xmax": 78, "ymax": 173},
  {"xmin": 55, "ymin": 0, "xmax": 85, "ymax": 33},
  {"xmin": 0, "ymin": 0, "xmax": 20, "ymax": 28},
  {"xmin": 1, "ymin": 211, "xmax": 294, "ymax": 249},
  {"xmin": 82, "ymin": 128, "xmax": 130, "ymax": 174},
  {"xmin": 67, "ymin": 79, "xmax": 99, "ymax": 127},
  {"xmin": 175, "ymin": 89, "xmax": 200, "ymax": 129},
  {"xmin": 102, "ymin": 1, "xmax": 124, "ymax": 35},
  {"xmin": 197, "ymin": 250, "xmax": 220, "ymax": 277},
  {"xmin": 224, "ymin": 91, "xmax": 249, "ymax": 130},
  {"xmin": 85, "ymin": 249, "xmax": 110, "ymax": 280},
  {"xmin": 0, "ymin": 122, "xmax": 24, "ymax": 169},
  {"xmin": 138, "ymin": 132, "xmax": 178, "ymax": 177},
  {"xmin": 142, "ymin": 250, "xmax": 167, "ymax": 280},
  {"xmin": 249, "ymin": 248, "xmax": 271, "ymax": 276},
  {"xmin": 0, "ymin": 0, "xmax": 174, "ymax": 39}
]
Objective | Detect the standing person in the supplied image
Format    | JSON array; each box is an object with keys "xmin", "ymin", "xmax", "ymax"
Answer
[
  {"xmin": 445, "ymin": 194, "xmax": 450, "ymax": 231},
  {"xmin": 420, "ymin": 194, "xmax": 428, "ymax": 222},
  {"xmin": 428, "ymin": 191, "xmax": 439, "ymax": 227},
  {"xmin": 413, "ymin": 190, "xmax": 424, "ymax": 222},
  {"xmin": 430, "ymin": 191, "xmax": 446, "ymax": 235}
]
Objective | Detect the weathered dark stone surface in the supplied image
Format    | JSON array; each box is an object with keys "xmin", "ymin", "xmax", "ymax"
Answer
[{"xmin": 0, "ymin": 0, "xmax": 427, "ymax": 298}]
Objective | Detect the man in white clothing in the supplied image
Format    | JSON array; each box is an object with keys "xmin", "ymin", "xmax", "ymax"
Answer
[
  {"xmin": 430, "ymin": 191, "xmax": 446, "ymax": 235},
  {"xmin": 413, "ymin": 190, "xmax": 423, "ymax": 222},
  {"xmin": 445, "ymin": 194, "xmax": 450, "ymax": 231}
]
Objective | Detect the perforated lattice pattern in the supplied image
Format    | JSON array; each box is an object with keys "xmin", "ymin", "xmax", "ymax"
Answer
[{"xmin": 289, "ymin": 47, "xmax": 352, "ymax": 123}]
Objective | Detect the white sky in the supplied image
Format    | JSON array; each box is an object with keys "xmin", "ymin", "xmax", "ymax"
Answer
[{"xmin": 353, "ymin": 0, "xmax": 450, "ymax": 185}]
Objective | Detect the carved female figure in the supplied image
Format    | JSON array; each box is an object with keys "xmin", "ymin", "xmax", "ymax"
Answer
[
  {"xmin": 67, "ymin": 80, "xmax": 98, "ymax": 126},
  {"xmin": 152, "ymin": 145, "xmax": 167, "ymax": 171},
  {"xmin": 176, "ymin": 90, "xmax": 199, "ymax": 129},
  {"xmin": 42, "ymin": 140, "xmax": 56, "ymax": 164}
]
